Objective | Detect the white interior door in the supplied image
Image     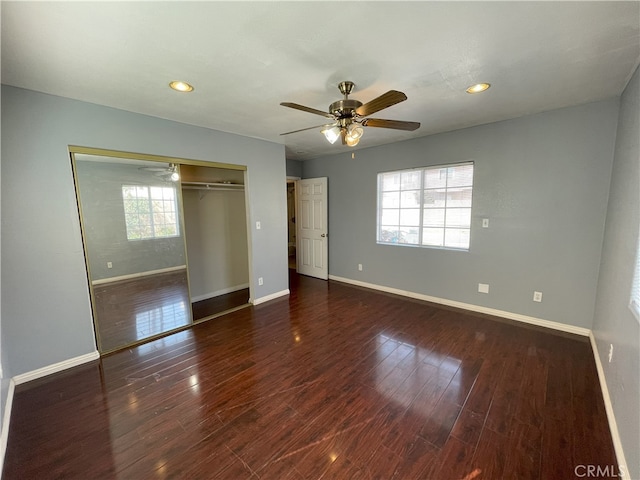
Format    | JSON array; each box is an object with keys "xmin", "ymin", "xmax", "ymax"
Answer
[{"xmin": 296, "ymin": 177, "xmax": 328, "ymax": 280}]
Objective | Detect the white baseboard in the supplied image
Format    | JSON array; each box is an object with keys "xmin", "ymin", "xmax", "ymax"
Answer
[
  {"xmin": 191, "ymin": 283, "xmax": 250, "ymax": 303},
  {"xmin": 92, "ymin": 265, "xmax": 187, "ymax": 286},
  {"xmin": 0, "ymin": 379, "xmax": 15, "ymax": 478},
  {"xmin": 328, "ymin": 275, "xmax": 590, "ymax": 337},
  {"xmin": 12, "ymin": 351, "xmax": 100, "ymax": 386},
  {"xmin": 589, "ymin": 333, "xmax": 629, "ymax": 480},
  {"xmin": 252, "ymin": 289, "xmax": 290, "ymax": 306}
]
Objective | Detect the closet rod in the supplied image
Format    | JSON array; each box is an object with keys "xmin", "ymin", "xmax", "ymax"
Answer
[{"xmin": 182, "ymin": 182, "xmax": 244, "ymax": 192}]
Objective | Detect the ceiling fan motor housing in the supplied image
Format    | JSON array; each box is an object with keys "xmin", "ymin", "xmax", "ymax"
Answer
[
  {"xmin": 329, "ymin": 99, "xmax": 362, "ymax": 120},
  {"xmin": 331, "ymin": 81, "xmax": 361, "ymax": 122}
]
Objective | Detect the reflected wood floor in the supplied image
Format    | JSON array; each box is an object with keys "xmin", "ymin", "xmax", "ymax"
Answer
[
  {"xmin": 93, "ymin": 270, "xmax": 191, "ymax": 353},
  {"xmin": 4, "ymin": 272, "xmax": 617, "ymax": 479},
  {"xmin": 94, "ymin": 271, "xmax": 249, "ymax": 353}
]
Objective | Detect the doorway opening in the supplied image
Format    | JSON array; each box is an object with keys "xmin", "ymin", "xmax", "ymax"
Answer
[
  {"xmin": 181, "ymin": 165, "xmax": 250, "ymax": 322},
  {"xmin": 287, "ymin": 179, "xmax": 298, "ymax": 270}
]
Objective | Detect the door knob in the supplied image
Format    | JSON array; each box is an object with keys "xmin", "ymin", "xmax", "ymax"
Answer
[{"xmin": 321, "ymin": 233, "xmax": 328, "ymax": 237}]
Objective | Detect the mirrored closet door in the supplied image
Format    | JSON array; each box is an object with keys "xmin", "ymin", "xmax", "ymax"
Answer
[{"xmin": 71, "ymin": 148, "xmax": 250, "ymax": 354}]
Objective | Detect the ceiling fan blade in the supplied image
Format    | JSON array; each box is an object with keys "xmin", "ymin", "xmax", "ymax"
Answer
[
  {"xmin": 355, "ymin": 90, "xmax": 407, "ymax": 117},
  {"xmin": 280, "ymin": 102, "xmax": 335, "ymax": 119},
  {"xmin": 280, "ymin": 123, "xmax": 335, "ymax": 136},
  {"xmin": 362, "ymin": 118, "xmax": 420, "ymax": 131}
]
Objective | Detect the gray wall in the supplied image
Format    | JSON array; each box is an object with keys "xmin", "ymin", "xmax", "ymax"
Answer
[
  {"xmin": 0, "ymin": 85, "xmax": 288, "ymax": 381},
  {"xmin": 286, "ymin": 158, "xmax": 302, "ymax": 178},
  {"xmin": 592, "ymin": 65, "xmax": 640, "ymax": 479},
  {"xmin": 75, "ymin": 161, "xmax": 186, "ymax": 280},
  {"xmin": 303, "ymin": 99, "xmax": 618, "ymax": 329},
  {"xmin": 182, "ymin": 188, "xmax": 249, "ymax": 298}
]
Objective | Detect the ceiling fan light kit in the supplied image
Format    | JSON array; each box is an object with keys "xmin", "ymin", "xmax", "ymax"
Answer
[
  {"xmin": 345, "ymin": 123, "xmax": 364, "ymax": 146},
  {"xmin": 345, "ymin": 133, "xmax": 360, "ymax": 147},
  {"xmin": 280, "ymin": 81, "xmax": 420, "ymax": 147},
  {"xmin": 321, "ymin": 125, "xmax": 341, "ymax": 144}
]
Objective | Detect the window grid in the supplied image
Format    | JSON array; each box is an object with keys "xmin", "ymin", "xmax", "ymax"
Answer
[
  {"xmin": 377, "ymin": 163, "xmax": 473, "ymax": 250},
  {"xmin": 122, "ymin": 185, "xmax": 179, "ymax": 240}
]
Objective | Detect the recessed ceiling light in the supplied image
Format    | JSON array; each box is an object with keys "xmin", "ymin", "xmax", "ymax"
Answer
[
  {"xmin": 169, "ymin": 81, "xmax": 194, "ymax": 92},
  {"xmin": 465, "ymin": 83, "xmax": 491, "ymax": 94}
]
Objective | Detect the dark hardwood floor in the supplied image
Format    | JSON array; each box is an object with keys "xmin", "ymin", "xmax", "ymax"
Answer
[
  {"xmin": 192, "ymin": 288, "xmax": 250, "ymax": 321},
  {"xmin": 4, "ymin": 272, "xmax": 618, "ymax": 479}
]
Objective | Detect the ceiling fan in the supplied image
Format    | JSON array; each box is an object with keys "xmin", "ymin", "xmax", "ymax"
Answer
[
  {"xmin": 280, "ymin": 81, "xmax": 420, "ymax": 147},
  {"xmin": 139, "ymin": 163, "xmax": 180, "ymax": 182}
]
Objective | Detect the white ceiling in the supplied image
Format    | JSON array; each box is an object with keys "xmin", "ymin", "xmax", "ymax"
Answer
[{"xmin": 2, "ymin": 1, "xmax": 639, "ymax": 161}]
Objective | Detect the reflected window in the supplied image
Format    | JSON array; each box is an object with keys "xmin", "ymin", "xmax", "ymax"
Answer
[
  {"xmin": 122, "ymin": 185, "xmax": 179, "ymax": 240},
  {"xmin": 135, "ymin": 300, "xmax": 188, "ymax": 341}
]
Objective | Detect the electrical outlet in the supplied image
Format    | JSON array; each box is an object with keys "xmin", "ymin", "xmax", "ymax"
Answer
[
  {"xmin": 533, "ymin": 291, "xmax": 543, "ymax": 302},
  {"xmin": 478, "ymin": 283, "xmax": 489, "ymax": 294},
  {"xmin": 107, "ymin": 262, "xmax": 113, "ymax": 269},
  {"xmin": 608, "ymin": 344, "xmax": 613, "ymax": 363},
  {"xmin": 258, "ymin": 277, "xmax": 263, "ymax": 286},
  {"xmin": 358, "ymin": 264, "xmax": 363, "ymax": 271}
]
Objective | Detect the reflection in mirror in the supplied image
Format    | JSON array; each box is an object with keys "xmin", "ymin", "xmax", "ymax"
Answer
[
  {"xmin": 72, "ymin": 150, "xmax": 251, "ymax": 354},
  {"xmin": 180, "ymin": 165, "xmax": 250, "ymax": 321},
  {"xmin": 73, "ymin": 154, "xmax": 192, "ymax": 352}
]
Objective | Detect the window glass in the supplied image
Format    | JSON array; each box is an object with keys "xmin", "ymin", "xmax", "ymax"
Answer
[{"xmin": 377, "ymin": 163, "xmax": 474, "ymax": 250}]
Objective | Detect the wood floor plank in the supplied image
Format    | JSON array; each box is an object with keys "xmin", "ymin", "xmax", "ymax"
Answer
[
  {"xmin": 502, "ymin": 419, "xmax": 543, "ymax": 479},
  {"xmin": 431, "ymin": 435, "xmax": 478, "ymax": 480},
  {"xmin": 469, "ymin": 426, "xmax": 509, "ymax": 479},
  {"xmin": 483, "ymin": 353, "xmax": 526, "ymax": 435},
  {"xmin": 450, "ymin": 407, "xmax": 486, "ymax": 447},
  {"xmin": 541, "ymin": 416, "xmax": 576, "ymax": 480},
  {"xmin": 3, "ymin": 271, "xmax": 618, "ymax": 479}
]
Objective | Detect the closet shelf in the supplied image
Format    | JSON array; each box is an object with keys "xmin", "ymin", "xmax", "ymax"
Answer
[{"xmin": 182, "ymin": 181, "xmax": 244, "ymax": 191}]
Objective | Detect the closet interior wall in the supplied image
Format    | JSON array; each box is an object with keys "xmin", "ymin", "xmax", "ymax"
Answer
[{"xmin": 181, "ymin": 165, "xmax": 250, "ymax": 321}]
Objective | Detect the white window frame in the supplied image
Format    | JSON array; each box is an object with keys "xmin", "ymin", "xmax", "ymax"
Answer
[
  {"xmin": 122, "ymin": 184, "xmax": 180, "ymax": 241},
  {"xmin": 377, "ymin": 162, "xmax": 474, "ymax": 251}
]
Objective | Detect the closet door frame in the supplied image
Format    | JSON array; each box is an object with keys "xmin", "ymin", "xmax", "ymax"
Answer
[{"xmin": 69, "ymin": 145, "xmax": 250, "ymax": 354}]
